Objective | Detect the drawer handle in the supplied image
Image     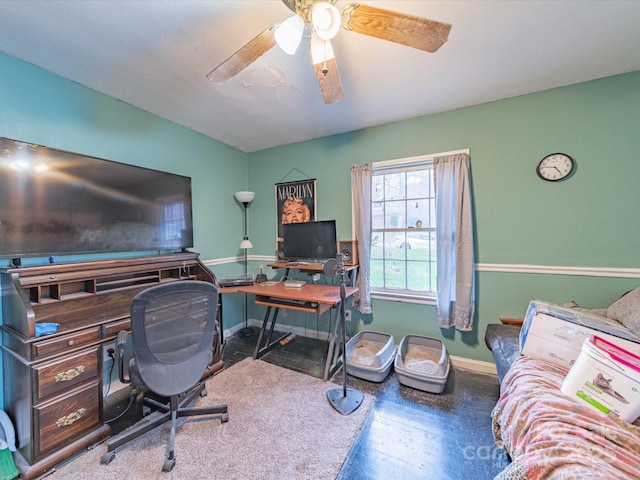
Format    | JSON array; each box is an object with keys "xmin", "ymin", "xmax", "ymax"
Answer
[
  {"xmin": 56, "ymin": 408, "xmax": 86, "ymax": 427},
  {"xmin": 54, "ymin": 365, "xmax": 85, "ymax": 382},
  {"xmin": 67, "ymin": 340, "xmax": 75, "ymax": 346}
]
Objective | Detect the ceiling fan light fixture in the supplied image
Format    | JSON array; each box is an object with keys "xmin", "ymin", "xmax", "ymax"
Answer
[
  {"xmin": 309, "ymin": 33, "xmax": 335, "ymax": 64},
  {"xmin": 275, "ymin": 14, "xmax": 305, "ymax": 55},
  {"xmin": 311, "ymin": 2, "xmax": 340, "ymax": 40}
]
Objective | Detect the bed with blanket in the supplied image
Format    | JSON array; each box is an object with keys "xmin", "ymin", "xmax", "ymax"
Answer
[{"xmin": 486, "ymin": 288, "xmax": 640, "ymax": 479}]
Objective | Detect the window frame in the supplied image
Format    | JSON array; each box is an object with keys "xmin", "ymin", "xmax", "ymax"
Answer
[
  {"xmin": 369, "ymin": 154, "xmax": 437, "ymax": 305},
  {"xmin": 161, "ymin": 195, "xmax": 188, "ymax": 248}
]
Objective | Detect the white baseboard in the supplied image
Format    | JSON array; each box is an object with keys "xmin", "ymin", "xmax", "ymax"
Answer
[
  {"xmin": 224, "ymin": 320, "xmax": 331, "ymax": 342},
  {"xmin": 449, "ymin": 355, "xmax": 497, "ymax": 376},
  {"xmin": 223, "ymin": 318, "xmax": 263, "ymax": 338},
  {"xmin": 225, "ymin": 321, "xmax": 498, "ymax": 377}
]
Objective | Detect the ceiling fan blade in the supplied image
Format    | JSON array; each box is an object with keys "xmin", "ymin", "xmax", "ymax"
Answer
[
  {"xmin": 206, "ymin": 25, "xmax": 277, "ymax": 83},
  {"xmin": 309, "ymin": 38, "xmax": 344, "ymax": 104},
  {"xmin": 341, "ymin": 4, "xmax": 452, "ymax": 53},
  {"xmin": 313, "ymin": 56, "xmax": 344, "ymax": 104}
]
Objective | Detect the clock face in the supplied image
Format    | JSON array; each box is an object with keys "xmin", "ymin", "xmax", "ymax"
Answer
[{"xmin": 536, "ymin": 153, "xmax": 575, "ymax": 181}]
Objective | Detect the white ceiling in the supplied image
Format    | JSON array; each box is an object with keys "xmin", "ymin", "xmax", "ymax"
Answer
[{"xmin": 1, "ymin": 1, "xmax": 639, "ymax": 153}]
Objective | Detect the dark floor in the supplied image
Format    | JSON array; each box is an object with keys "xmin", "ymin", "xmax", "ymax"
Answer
[
  {"xmin": 105, "ymin": 330, "xmax": 509, "ymax": 479},
  {"xmin": 222, "ymin": 330, "xmax": 510, "ymax": 480}
]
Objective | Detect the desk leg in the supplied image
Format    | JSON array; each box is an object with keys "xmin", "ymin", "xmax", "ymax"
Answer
[
  {"xmin": 253, "ymin": 305, "xmax": 290, "ymax": 360},
  {"xmin": 323, "ymin": 303, "xmax": 343, "ymax": 381},
  {"xmin": 217, "ymin": 293, "xmax": 224, "ymax": 346}
]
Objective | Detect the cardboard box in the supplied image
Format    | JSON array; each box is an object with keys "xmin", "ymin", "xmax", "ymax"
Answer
[{"xmin": 519, "ymin": 300, "xmax": 640, "ymax": 368}]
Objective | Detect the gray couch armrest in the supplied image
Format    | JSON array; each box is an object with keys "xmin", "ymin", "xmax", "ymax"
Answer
[{"xmin": 485, "ymin": 324, "xmax": 521, "ymax": 384}]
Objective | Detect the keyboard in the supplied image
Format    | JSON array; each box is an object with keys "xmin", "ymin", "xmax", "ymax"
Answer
[
  {"xmin": 264, "ymin": 297, "xmax": 318, "ymax": 308},
  {"xmin": 284, "ymin": 280, "xmax": 305, "ymax": 288}
]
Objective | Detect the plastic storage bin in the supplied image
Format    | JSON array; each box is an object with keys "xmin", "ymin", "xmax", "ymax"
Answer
[
  {"xmin": 394, "ymin": 335, "xmax": 450, "ymax": 393},
  {"xmin": 345, "ymin": 331, "xmax": 395, "ymax": 382},
  {"xmin": 561, "ymin": 335, "xmax": 640, "ymax": 423}
]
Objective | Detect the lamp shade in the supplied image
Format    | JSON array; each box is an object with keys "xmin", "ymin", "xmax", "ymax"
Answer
[
  {"xmin": 311, "ymin": 2, "xmax": 340, "ymax": 40},
  {"xmin": 234, "ymin": 191, "xmax": 255, "ymax": 203},
  {"xmin": 240, "ymin": 238, "xmax": 253, "ymax": 249},
  {"xmin": 275, "ymin": 14, "xmax": 304, "ymax": 55}
]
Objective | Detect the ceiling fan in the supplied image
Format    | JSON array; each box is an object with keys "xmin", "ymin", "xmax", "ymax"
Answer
[{"xmin": 206, "ymin": 0, "xmax": 451, "ymax": 104}]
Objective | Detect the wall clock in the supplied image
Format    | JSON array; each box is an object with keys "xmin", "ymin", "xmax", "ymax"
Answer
[{"xmin": 536, "ymin": 153, "xmax": 575, "ymax": 182}]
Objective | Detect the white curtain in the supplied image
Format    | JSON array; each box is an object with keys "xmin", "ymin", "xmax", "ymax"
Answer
[
  {"xmin": 350, "ymin": 163, "xmax": 372, "ymax": 314},
  {"xmin": 434, "ymin": 152, "xmax": 476, "ymax": 331}
]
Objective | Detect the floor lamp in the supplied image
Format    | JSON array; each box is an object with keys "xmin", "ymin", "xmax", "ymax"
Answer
[
  {"xmin": 235, "ymin": 191, "xmax": 255, "ymax": 337},
  {"xmin": 325, "ymin": 254, "xmax": 364, "ymax": 415}
]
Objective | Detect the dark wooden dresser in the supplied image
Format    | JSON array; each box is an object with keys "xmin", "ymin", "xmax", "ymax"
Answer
[{"xmin": 0, "ymin": 252, "xmax": 223, "ymax": 479}]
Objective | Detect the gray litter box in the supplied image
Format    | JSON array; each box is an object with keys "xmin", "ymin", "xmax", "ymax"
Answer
[
  {"xmin": 345, "ymin": 330, "xmax": 395, "ymax": 382},
  {"xmin": 394, "ymin": 334, "xmax": 450, "ymax": 393}
]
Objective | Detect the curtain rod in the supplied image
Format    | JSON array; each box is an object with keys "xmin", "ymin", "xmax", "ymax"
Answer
[{"xmin": 373, "ymin": 148, "xmax": 469, "ymax": 168}]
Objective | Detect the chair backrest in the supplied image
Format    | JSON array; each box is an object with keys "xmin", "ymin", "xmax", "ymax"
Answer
[{"xmin": 129, "ymin": 280, "xmax": 218, "ymax": 397}]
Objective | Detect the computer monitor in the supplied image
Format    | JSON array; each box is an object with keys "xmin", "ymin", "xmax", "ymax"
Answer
[{"xmin": 281, "ymin": 220, "xmax": 337, "ymax": 262}]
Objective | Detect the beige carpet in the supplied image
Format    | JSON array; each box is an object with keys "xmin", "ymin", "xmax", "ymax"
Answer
[{"xmin": 45, "ymin": 358, "xmax": 374, "ymax": 480}]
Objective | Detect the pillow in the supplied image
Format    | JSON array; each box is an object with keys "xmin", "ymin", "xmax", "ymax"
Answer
[
  {"xmin": 607, "ymin": 288, "xmax": 640, "ymax": 337},
  {"xmin": 562, "ymin": 300, "xmax": 609, "ymax": 319}
]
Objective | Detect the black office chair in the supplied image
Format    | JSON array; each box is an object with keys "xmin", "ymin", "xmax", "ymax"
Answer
[{"xmin": 101, "ymin": 280, "xmax": 228, "ymax": 472}]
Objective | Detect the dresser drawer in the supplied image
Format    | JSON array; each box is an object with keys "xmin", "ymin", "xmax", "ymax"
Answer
[
  {"xmin": 32, "ymin": 326, "xmax": 101, "ymax": 360},
  {"xmin": 34, "ymin": 380, "xmax": 102, "ymax": 460},
  {"xmin": 33, "ymin": 346, "xmax": 100, "ymax": 402}
]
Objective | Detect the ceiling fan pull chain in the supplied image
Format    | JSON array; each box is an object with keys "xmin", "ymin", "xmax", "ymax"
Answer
[{"xmin": 322, "ymin": 40, "xmax": 329, "ymax": 75}]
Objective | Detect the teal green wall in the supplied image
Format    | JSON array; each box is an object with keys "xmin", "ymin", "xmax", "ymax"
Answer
[
  {"xmin": 1, "ymin": 49, "xmax": 639, "ymax": 381},
  {"xmin": 0, "ymin": 52, "xmax": 251, "ymax": 408},
  {"xmin": 0, "ymin": 52, "xmax": 249, "ymax": 264},
  {"xmin": 247, "ymin": 71, "xmax": 640, "ymax": 363}
]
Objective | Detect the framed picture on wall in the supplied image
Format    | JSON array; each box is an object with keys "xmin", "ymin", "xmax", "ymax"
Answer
[{"xmin": 275, "ymin": 179, "xmax": 317, "ymax": 253}]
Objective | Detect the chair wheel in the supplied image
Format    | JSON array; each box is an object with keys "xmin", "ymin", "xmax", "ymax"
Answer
[
  {"xmin": 221, "ymin": 412, "xmax": 229, "ymax": 423},
  {"xmin": 200, "ymin": 388, "xmax": 208, "ymax": 397},
  {"xmin": 162, "ymin": 458, "xmax": 176, "ymax": 472},
  {"xmin": 142, "ymin": 405, "xmax": 152, "ymax": 416},
  {"xmin": 101, "ymin": 451, "xmax": 116, "ymax": 465}
]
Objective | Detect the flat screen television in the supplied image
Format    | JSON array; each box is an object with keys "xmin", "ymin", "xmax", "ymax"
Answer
[
  {"xmin": 0, "ymin": 137, "xmax": 193, "ymax": 259},
  {"xmin": 281, "ymin": 220, "xmax": 337, "ymax": 262}
]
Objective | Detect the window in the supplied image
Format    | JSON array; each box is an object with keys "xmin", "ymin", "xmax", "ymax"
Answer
[
  {"xmin": 370, "ymin": 155, "xmax": 436, "ymax": 298},
  {"xmin": 162, "ymin": 197, "xmax": 187, "ymax": 248}
]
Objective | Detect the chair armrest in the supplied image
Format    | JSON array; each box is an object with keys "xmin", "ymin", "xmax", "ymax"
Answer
[{"xmin": 485, "ymin": 323, "xmax": 522, "ymax": 384}]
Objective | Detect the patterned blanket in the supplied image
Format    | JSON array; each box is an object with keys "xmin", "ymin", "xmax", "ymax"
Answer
[{"xmin": 491, "ymin": 355, "xmax": 640, "ymax": 480}]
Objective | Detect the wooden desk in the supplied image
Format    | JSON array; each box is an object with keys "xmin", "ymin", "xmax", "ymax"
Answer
[
  {"xmin": 237, "ymin": 282, "xmax": 358, "ymax": 380},
  {"xmin": 218, "ymin": 284, "xmax": 248, "ymax": 345}
]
